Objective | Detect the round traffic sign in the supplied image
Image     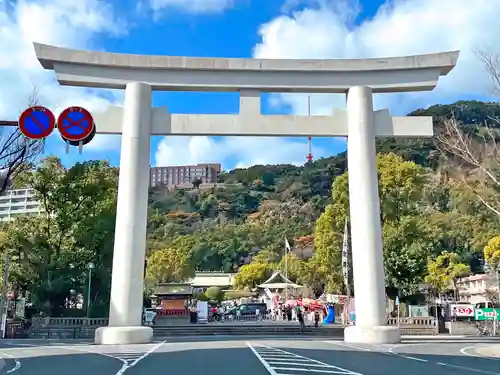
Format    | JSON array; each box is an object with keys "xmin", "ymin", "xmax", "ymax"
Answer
[
  {"xmin": 57, "ymin": 106, "xmax": 94, "ymax": 142},
  {"xmin": 18, "ymin": 106, "xmax": 56, "ymax": 140}
]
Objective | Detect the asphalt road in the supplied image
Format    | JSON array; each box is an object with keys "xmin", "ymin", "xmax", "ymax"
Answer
[{"xmin": 0, "ymin": 336, "xmax": 499, "ymax": 375}]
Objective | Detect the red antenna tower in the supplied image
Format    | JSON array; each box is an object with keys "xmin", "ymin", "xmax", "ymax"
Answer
[{"xmin": 306, "ymin": 96, "xmax": 313, "ymax": 162}]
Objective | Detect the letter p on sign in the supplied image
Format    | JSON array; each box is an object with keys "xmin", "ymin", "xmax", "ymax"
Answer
[{"xmin": 475, "ymin": 309, "xmax": 484, "ymax": 319}]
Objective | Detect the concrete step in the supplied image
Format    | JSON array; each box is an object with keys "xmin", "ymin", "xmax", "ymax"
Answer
[
  {"xmin": 28, "ymin": 324, "xmax": 433, "ymax": 339},
  {"xmin": 29, "ymin": 325, "xmax": 344, "ymax": 339},
  {"xmin": 152, "ymin": 325, "xmax": 344, "ymax": 337}
]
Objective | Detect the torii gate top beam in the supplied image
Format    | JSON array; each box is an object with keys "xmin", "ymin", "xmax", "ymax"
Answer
[{"xmin": 33, "ymin": 43, "xmax": 459, "ymax": 93}]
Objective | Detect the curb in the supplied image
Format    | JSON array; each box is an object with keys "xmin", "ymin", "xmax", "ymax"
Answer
[
  {"xmin": 475, "ymin": 345, "xmax": 500, "ymax": 358},
  {"xmin": 401, "ymin": 335, "xmax": 465, "ymax": 339}
]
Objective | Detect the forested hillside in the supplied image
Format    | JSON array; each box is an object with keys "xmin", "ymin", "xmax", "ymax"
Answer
[
  {"xmin": 146, "ymin": 100, "xmax": 500, "ymax": 296},
  {"xmin": 2, "ymin": 100, "xmax": 500, "ymax": 317}
]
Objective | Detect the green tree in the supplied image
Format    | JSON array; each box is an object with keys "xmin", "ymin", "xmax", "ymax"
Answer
[
  {"xmin": 316, "ymin": 153, "xmax": 430, "ymax": 296},
  {"xmin": 252, "ymin": 250, "xmax": 281, "ymax": 264},
  {"xmin": 146, "ymin": 248, "xmax": 195, "ymax": 284},
  {"xmin": 5, "ymin": 157, "xmax": 118, "ymax": 316},
  {"xmin": 234, "ymin": 262, "xmax": 273, "ymax": 290},
  {"xmin": 383, "ymin": 217, "xmax": 433, "ymax": 296},
  {"xmin": 312, "ymin": 205, "xmax": 343, "ymax": 293},
  {"xmin": 277, "ymin": 253, "xmax": 304, "ymax": 282},
  {"xmin": 484, "ymin": 236, "xmax": 500, "ymax": 270},
  {"xmin": 377, "ymin": 153, "xmax": 428, "ymax": 221},
  {"xmin": 424, "ymin": 252, "xmax": 470, "ymax": 299},
  {"xmin": 205, "ymin": 286, "xmax": 223, "ymax": 302}
]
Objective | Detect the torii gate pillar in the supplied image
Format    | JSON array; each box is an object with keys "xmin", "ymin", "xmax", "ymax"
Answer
[
  {"xmin": 94, "ymin": 82, "xmax": 153, "ymax": 345},
  {"xmin": 32, "ymin": 43, "xmax": 459, "ymax": 345},
  {"xmin": 344, "ymin": 86, "xmax": 397, "ymax": 343}
]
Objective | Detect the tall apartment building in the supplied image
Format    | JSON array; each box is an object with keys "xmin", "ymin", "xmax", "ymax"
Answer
[
  {"xmin": 0, "ymin": 188, "xmax": 43, "ymax": 221},
  {"xmin": 149, "ymin": 163, "xmax": 222, "ymax": 188}
]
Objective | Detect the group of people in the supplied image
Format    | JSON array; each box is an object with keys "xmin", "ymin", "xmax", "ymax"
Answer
[{"xmin": 271, "ymin": 304, "xmax": 322, "ymax": 330}]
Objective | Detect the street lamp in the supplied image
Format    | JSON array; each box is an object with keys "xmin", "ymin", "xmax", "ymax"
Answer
[{"xmin": 87, "ymin": 262, "xmax": 94, "ymax": 317}]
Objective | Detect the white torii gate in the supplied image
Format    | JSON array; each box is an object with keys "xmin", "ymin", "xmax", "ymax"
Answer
[{"xmin": 33, "ymin": 43, "xmax": 459, "ymax": 345}]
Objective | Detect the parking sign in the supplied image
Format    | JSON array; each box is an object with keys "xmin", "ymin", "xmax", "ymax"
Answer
[{"xmin": 474, "ymin": 308, "xmax": 500, "ymax": 321}]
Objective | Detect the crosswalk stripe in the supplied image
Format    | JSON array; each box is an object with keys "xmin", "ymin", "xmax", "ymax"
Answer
[{"xmin": 247, "ymin": 342, "xmax": 363, "ymax": 375}]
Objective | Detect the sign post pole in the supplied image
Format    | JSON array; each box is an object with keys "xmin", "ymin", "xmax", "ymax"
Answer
[
  {"xmin": 0, "ymin": 252, "xmax": 10, "ymax": 339},
  {"xmin": 496, "ymin": 270, "xmax": 500, "ymax": 336},
  {"xmin": 396, "ymin": 296, "xmax": 400, "ymax": 328},
  {"xmin": 435, "ymin": 296, "xmax": 439, "ymax": 335}
]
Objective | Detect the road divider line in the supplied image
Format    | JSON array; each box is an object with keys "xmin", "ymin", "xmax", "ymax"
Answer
[
  {"xmin": 323, "ymin": 341, "xmax": 392, "ymax": 356},
  {"xmin": 437, "ymin": 362, "xmax": 500, "ymax": 374},
  {"xmin": 387, "ymin": 345, "xmax": 429, "ymax": 362},
  {"xmin": 324, "ymin": 340, "xmax": 429, "ymax": 363}
]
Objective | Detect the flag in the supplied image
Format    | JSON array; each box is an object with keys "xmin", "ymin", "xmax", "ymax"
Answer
[{"xmin": 285, "ymin": 237, "xmax": 291, "ymax": 253}]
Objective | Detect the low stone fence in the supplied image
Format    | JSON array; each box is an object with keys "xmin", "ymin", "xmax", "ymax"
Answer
[
  {"xmin": 387, "ymin": 317, "xmax": 438, "ymax": 335},
  {"xmin": 387, "ymin": 317, "xmax": 436, "ymax": 326},
  {"xmin": 26, "ymin": 315, "xmax": 440, "ymax": 337},
  {"xmin": 32, "ymin": 317, "xmax": 109, "ymax": 327}
]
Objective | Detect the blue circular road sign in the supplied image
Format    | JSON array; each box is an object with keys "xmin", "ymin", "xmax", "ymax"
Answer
[
  {"xmin": 18, "ymin": 106, "xmax": 56, "ymax": 140},
  {"xmin": 57, "ymin": 106, "xmax": 94, "ymax": 142}
]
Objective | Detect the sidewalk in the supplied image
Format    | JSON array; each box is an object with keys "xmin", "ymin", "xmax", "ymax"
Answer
[{"xmin": 475, "ymin": 344, "xmax": 500, "ymax": 358}]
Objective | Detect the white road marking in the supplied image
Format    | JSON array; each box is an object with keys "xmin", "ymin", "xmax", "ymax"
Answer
[
  {"xmin": 325, "ymin": 340, "xmax": 426, "ymax": 362},
  {"xmin": 437, "ymin": 362, "xmax": 500, "ymax": 375},
  {"xmin": 387, "ymin": 344, "xmax": 429, "ymax": 362},
  {"xmin": 323, "ymin": 341, "xmax": 392, "ymax": 356},
  {"xmin": 401, "ymin": 335, "xmax": 466, "ymax": 339},
  {"xmin": 0, "ymin": 352, "xmax": 21, "ymax": 373},
  {"xmin": 114, "ymin": 341, "xmax": 166, "ymax": 375},
  {"xmin": 247, "ymin": 342, "xmax": 364, "ymax": 375},
  {"xmin": 460, "ymin": 345, "xmax": 500, "ymax": 361},
  {"xmin": 325, "ymin": 340, "xmax": 500, "ymax": 374},
  {"xmin": 42, "ymin": 340, "xmax": 166, "ymax": 375},
  {"xmin": 1, "ymin": 339, "xmax": 166, "ymax": 374}
]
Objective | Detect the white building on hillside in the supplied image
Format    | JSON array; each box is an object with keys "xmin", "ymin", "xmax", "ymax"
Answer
[
  {"xmin": 0, "ymin": 188, "xmax": 43, "ymax": 221},
  {"xmin": 457, "ymin": 273, "xmax": 499, "ymax": 304}
]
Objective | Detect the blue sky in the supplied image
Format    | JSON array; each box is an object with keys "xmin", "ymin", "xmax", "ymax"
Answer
[{"xmin": 1, "ymin": 0, "xmax": 498, "ymax": 170}]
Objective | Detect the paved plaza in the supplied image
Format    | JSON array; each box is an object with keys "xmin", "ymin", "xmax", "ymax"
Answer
[{"xmin": 0, "ymin": 336, "xmax": 498, "ymax": 375}]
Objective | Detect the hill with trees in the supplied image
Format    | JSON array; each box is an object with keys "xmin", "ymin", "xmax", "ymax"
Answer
[{"xmin": 2, "ymin": 100, "xmax": 500, "ymax": 317}]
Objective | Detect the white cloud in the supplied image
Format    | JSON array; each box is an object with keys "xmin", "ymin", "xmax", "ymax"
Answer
[
  {"xmin": 155, "ymin": 0, "xmax": 500, "ymax": 169},
  {"xmin": 0, "ymin": 0, "xmax": 125, "ymax": 152},
  {"xmin": 154, "ymin": 136, "xmax": 331, "ymax": 170},
  {"xmin": 253, "ymin": 0, "xmax": 500, "ymax": 115},
  {"xmin": 149, "ymin": 0, "xmax": 234, "ymax": 13}
]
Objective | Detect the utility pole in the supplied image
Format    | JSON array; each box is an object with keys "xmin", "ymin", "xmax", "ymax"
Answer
[
  {"xmin": 497, "ymin": 269, "xmax": 500, "ymax": 306},
  {"xmin": 86, "ymin": 262, "xmax": 94, "ymax": 317},
  {"xmin": 0, "ymin": 252, "xmax": 11, "ymax": 338}
]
